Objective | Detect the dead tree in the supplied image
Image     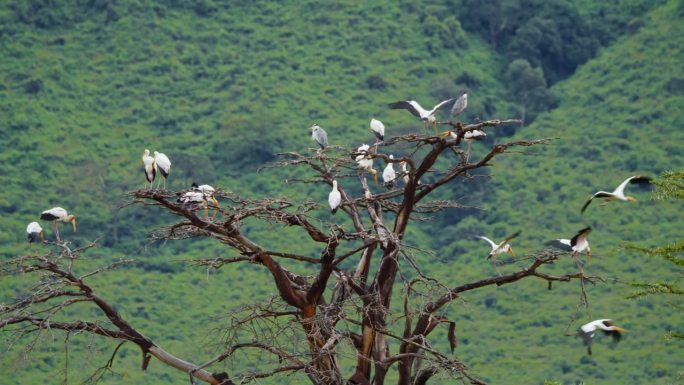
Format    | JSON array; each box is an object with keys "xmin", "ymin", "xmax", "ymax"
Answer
[{"xmin": 1, "ymin": 119, "xmax": 597, "ymax": 385}]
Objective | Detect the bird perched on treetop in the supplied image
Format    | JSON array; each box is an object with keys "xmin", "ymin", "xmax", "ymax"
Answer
[
  {"xmin": 370, "ymin": 118, "xmax": 385, "ymax": 141},
  {"xmin": 328, "ymin": 180, "xmax": 341, "ymax": 215},
  {"xmin": 310, "ymin": 124, "xmax": 328, "ymax": 151},
  {"xmin": 153, "ymin": 151, "xmax": 171, "ymax": 190},
  {"xmin": 450, "ymin": 91, "xmax": 468, "ymax": 121},
  {"xmin": 382, "ymin": 155, "xmax": 397, "ymax": 190},
  {"xmin": 40, "ymin": 207, "xmax": 76, "ymax": 243}
]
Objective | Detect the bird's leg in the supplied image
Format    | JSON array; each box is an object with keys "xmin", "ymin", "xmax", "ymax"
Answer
[
  {"xmin": 574, "ymin": 252, "xmax": 584, "ymax": 275},
  {"xmin": 54, "ymin": 221, "xmax": 61, "ymax": 243},
  {"xmin": 491, "ymin": 257, "xmax": 501, "ymax": 277}
]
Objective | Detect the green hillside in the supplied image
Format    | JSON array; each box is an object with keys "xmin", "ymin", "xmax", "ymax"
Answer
[{"xmin": 1, "ymin": 0, "xmax": 682, "ymax": 384}]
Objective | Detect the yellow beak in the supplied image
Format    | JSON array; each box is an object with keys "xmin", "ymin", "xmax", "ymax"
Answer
[
  {"xmin": 615, "ymin": 327, "xmax": 627, "ymax": 332},
  {"xmin": 373, "ymin": 173, "xmax": 379, "ymax": 185},
  {"xmin": 440, "ymin": 131, "xmax": 451, "ymax": 137},
  {"xmin": 71, "ymin": 218, "xmax": 77, "ymax": 233},
  {"xmin": 508, "ymin": 247, "xmax": 516, "ymax": 257},
  {"xmin": 40, "ymin": 231, "xmax": 45, "ymax": 243}
]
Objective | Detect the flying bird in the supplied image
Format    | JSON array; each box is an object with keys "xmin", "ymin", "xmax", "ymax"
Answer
[
  {"xmin": 477, "ymin": 231, "xmax": 521, "ymax": 273},
  {"xmin": 40, "ymin": 207, "xmax": 76, "ymax": 243},
  {"xmin": 577, "ymin": 319, "xmax": 626, "ymax": 355},
  {"xmin": 154, "ymin": 151, "xmax": 171, "ymax": 190},
  {"xmin": 581, "ymin": 176, "xmax": 652, "ymax": 214},
  {"xmin": 382, "ymin": 155, "xmax": 397, "ymax": 189},
  {"xmin": 388, "ymin": 98, "xmax": 454, "ymax": 131},
  {"xmin": 442, "ymin": 129, "xmax": 486, "ymax": 162},
  {"xmin": 191, "ymin": 183, "xmax": 220, "ymax": 219},
  {"xmin": 26, "ymin": 222, "xmax": 44, "ymax": 244},
  {"xmin": 450, "ymin": 91, "xmax": 468, "ymax": 121},
  {"xmin": 142, "ymin": 149, "xmax": 156, "ymax": 189},
  {"xmin": 328, "ymin": 180, "xmax": 342, "ymax": 215},
  {"xmin": 310, "ymin": 124, "xmax": 328, "ymax": 151},
  {"xmin": 547, "ymin": 227, "xmax": 592, "ymax": 271},
  {"xmin": 370, "ymin": 118, "xmax": 385, "ymax": 141},
  {"xmin": 355, "ymin": 144, "xmax": 378, "ymax": 185}
]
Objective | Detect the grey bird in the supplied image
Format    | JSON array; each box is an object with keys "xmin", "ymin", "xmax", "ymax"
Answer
[
  {"xmin": 310, "ymin": 124, "xmax": 329, "ymax": 150},
  {"xmin": 450, "ymin": 91, "xmax": 468, "ymax": 121}
]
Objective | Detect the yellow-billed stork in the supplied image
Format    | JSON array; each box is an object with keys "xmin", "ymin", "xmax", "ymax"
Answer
[
  {"xmin": 442, "ymin": 129, "xmax": 486, "ymax": 162},
  {"xmin": 547, "ymin": 226, "xmax": 592, "ymax": 270},
  {"xmin": 153, "ymin": 151, "xmax": 171, "ymax": 190},
  {"xmin": 355, "ymin": 144, "xmax": 378, "ymax": 185},
  {"xmin": 477, "ymin": 231, "xmax": 520, "ymax": 274},
  {"xmin": 382, "ymin": 155, "xmax": 397, "ymax": 189},
  {"xmin": 370, "ymin": 118, "xmax": 385, "ymax": 142},
  {"xmin": 26, "ymin": 221, "xmax": 44, "ymax": 244},
  {"xmin": 40, "ymin": 207, "xmax": 76, "ymax": 242},
  {"xmin": 581, "ymin": 175, "xmax": 652, "ymax": 214},
  {"xmin": 578, "ymin": 319, "xmax": 626, "ymax": 355},
  {"xmin": 142, "ymin": 149, "xmax": 156, "ymax": 189},
  {"xmin": 388, "ymin": 98, "xmax": 454, "ymax": 131},
  {"xmin": 192, "ymin": 183, "xmax": 220, "ymax": 219}
]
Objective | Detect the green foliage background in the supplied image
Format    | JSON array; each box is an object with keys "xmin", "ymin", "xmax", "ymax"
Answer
[{"xmin": 0, "ymin": 0, "xmax": 682, "ymax": 384}]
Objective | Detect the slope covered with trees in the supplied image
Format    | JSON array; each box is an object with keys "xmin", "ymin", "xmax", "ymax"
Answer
[{"xmin": 0, "ymin": 0, "xmax": 682, "ymax": 384}]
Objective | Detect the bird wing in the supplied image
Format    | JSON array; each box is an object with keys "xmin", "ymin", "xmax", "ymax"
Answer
[
  {"xmin": 546, "ymin": 239, "xmax": 573, "ymax": 251},
  {"xmin": 388, "ymin": 100, "xmax": 424, "ymax": 118},
  {"xmin": 580, "ymin": 192, "xmax": 612, "ymax": 214},
  {"xmin": 570, "ymin": 227, "xmax": 592, "ymax": 247},
  {"xmin": 476, "ymin": 235, "xmax": 498, "ymax": 250},
  {"xmin": 502, "ymin": 230, "xmax": 522, "ymax": 245},
  {"xmin": 428, "ymin": 98, "xmax": 455, "ymax": 115}
]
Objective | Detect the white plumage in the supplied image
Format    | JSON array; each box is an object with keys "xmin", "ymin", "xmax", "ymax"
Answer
[
  {"xmin": 328, "ymin": 180, "xmax": 342, "ymax": 215},
  {"xmin": 355, "ymin": 144, "xmax": 378, "ymax": 184},
  {"xmin": 581, "ymin": 175, "xmax": 652, "ymax": 214},
  {"xmin": 26, "ymin": 221, "xmax": 44, "ymax": 244},
  {"xmin": 191, "ymin": 183, "xmax": 220, "ymax": 218},
  {"xmin": 476, "ymin": 231, "xmax": 520, "ymax": 274},
  {"xmin": 370, "ymin": 118, "xmax": 385, "ymax": 141},
  {"xmin": 388, "ymin": 98, "xmax": 454, "ymax": 130},
  {"xmin": 578, "ymin": 319, "xmax": 626, "ymax": 355},
  {"xmin": 153, "ymin": 151, "xmax": 171, "ymax": 189},
  {"xmin": 40, "ymin": 207, "xmax": 76, "ymax": 242},
  {"xmin": 382, "ymin": 155, "xmax": 396, "ymax": 189},
  {"xmin": 142, "ymin": 149, "xmax": 156, "ymax": 189}
]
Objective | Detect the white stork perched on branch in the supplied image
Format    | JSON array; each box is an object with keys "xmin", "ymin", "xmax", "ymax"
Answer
[
  {"xmin": 26, "ymin": 222, "xmax": 44, "ymax": 244},
  {"xmin": 154, "ymin": 151, "xmax": 171, "ymax": 190},
  {"xmin": 40, "ymin": 207, "xmax": 76, "ymax": 243},
  {"xmin": 142, "ymin": 149, "xmax": 155, "ymax": 189}
]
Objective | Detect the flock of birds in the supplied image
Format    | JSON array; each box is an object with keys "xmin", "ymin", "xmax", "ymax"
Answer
[{"xmin": 24, "ymin": 91, "xmax": 652, "ymax": 355}]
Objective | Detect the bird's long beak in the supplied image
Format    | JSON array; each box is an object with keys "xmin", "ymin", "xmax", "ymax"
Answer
[
  {"xmin": 71, "ymin": 218, "xmax": 77, "ymax": 233},
  {"xmin": 615, "ymin": 327, "xmax": 627, "ymax": 332},
  {"xmin": 586, "ymin": 248, "xmax": 592, "ymax": 265},
  {"xmin": 373, "ymin": 173, "xmax": 379, "ymax": 185},
  {"xmin": 440, "ymin": 131, "xmax": 451, "ymax": 137},
  {"xmin": 211, "ymin": 197, "xmax": 220, "ymax": 220},
  {"xmin": 508, "ymin": 247, "xmax": 516, "ymax": 257},
  {"xmin": 40, "ymin": 231, "xmax": 45, "ymax": 243},
  {"xmin": 627, "ymin": 197, "xmax": 637, "ymax": 202}
]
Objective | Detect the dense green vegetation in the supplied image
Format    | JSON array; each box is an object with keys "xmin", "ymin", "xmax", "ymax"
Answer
[{"xmin": 1, "ymin": 0, "xmax": 682, "ymax": 384}]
